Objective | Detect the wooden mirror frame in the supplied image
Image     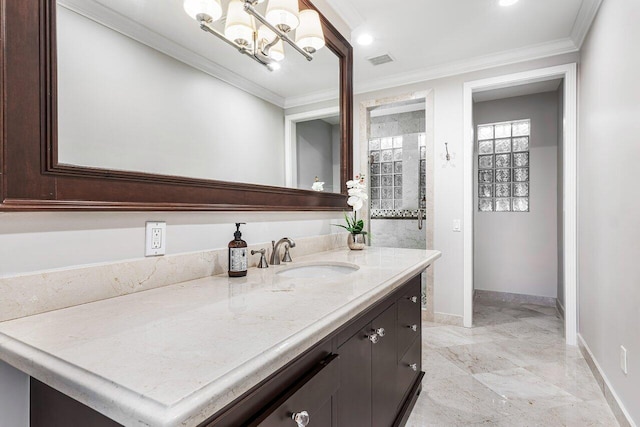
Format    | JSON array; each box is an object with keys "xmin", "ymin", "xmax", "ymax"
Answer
[{"xmin": 0, "ymin": 0, "xmax": 352, "ymax": 211}]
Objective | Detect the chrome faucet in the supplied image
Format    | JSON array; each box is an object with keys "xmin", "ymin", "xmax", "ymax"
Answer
[{"xmin": 270, "ymin": 237, "xmax": 296, "ymax": 265}]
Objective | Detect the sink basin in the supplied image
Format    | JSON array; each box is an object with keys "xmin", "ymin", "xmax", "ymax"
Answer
[{"xmin": 276, "ymin": 262, "xmax": 359, "ymax": 279}]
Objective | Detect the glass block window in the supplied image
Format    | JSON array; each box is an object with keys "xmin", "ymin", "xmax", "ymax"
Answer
[
  {"xmin": 369, "ymin": 133, "xmax": 427, "ymax": 218},
  {"xmin": 477, "ymin": 120, "xmax": 530, "ymax": 212},
  {"xmin": 369, "ymin": 136, "xmax": 404, "ymax": 211}
]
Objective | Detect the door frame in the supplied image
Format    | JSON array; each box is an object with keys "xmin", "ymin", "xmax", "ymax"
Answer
[
  {"xmin": 462, "ymin": 63, "xmax": 578, "ymax": 345},
  {"xmin": 284, "ymin": 107, "xmax": 341, "ymax": 189}
]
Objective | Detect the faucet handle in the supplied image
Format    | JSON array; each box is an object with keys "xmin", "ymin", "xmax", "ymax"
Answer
[
  {"xmin": 282, "ymin": 244, "xmax": 293, "ymax": 263},
  {"xmin": 251, "ymin": 249, "xmax": 269, "ymax": 268}
]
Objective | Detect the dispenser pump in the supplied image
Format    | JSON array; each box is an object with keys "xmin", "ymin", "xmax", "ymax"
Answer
[{"xmin": 234, "ymin": 222, "xmax": 245, "ymax": 240}]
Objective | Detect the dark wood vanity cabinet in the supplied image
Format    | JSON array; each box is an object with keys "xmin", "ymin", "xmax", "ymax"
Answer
[
  {"xmin": 336, "ymin": 278, "xmax": 422, "ymax": 427},
  {"xmin": 30, "ymin": 273, "xmax": 425, "ymax": 427}
]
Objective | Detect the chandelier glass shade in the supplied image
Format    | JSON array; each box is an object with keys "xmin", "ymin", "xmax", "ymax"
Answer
[{"xmin": 183, "ymin": 0, "xmax": 325, "ymax": 71}]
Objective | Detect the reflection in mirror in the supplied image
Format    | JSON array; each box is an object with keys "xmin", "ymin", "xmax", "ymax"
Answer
[
  {"xmin": 284, "ymin": 106, "xmax": 341, "ymax": 193},
  {"xmin": 56, "ymin": 0, "xmax": 340, "ymax": 190}
]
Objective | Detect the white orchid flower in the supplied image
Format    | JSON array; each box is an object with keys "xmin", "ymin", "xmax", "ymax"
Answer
[
  {"xmin": 345, "ymin": 173, "xmax": 367, "ymax": 212},
  {"xmin": 312, "ymin": 181, "xmax": 325, "ymax": 191}
]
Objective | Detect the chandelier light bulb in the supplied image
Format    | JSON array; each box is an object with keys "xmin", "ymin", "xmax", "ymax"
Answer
[
  {"xmin": 266, "ymin": 0, "xmax": 300, "ymax": 32},
  {"xmin": 183, "ymin": 0, "xmax": 222, "ymax": 22},
  {"xmin": 295, "ymin": 9, "xmax": 325, "ymax": 53},
  {"xmin": 225, "ymin": 0, "xmax": 255, "ymax": 46}
]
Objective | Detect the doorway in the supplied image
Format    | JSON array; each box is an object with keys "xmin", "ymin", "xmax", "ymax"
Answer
[
  {"xmin": 360, "ymin": 91, "xmax": 435, "ymax": 318},
  {"xmin": 462, "ymin": 64, "xmax": 578, "ymax": 346}
]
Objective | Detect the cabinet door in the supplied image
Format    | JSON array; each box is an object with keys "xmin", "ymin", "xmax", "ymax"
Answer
[
  {"xmin": 337, "ymin": 326, "xmax": 372, "ymax": 426},
  {"xmin": 371, "ymin": 303, "xmax": 401, "ymax": 427}
]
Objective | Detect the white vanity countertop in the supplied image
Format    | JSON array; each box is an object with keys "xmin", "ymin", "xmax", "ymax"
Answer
[{"xmin": 0, "ymin": 247, "xmax": 440, "ymax": 427}]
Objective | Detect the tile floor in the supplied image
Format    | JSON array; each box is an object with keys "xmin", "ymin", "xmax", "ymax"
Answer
[{"xmin": 406, "ymin": 297, "xmax": 619, "ymax": 426}]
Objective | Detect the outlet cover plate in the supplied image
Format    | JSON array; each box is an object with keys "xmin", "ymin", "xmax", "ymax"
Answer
[{"xmin": 145, "ymin": 221, "xmax": 166, "ymax": 257}]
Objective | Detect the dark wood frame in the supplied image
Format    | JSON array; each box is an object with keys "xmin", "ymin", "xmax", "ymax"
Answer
[{"xmin": 0, "ymin": 0, "xmax": 353, "ymax": 211}]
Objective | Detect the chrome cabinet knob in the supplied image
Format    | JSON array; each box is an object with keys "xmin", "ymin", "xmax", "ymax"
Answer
[
  {"xmin": 409, "ymin": 363, "xmax": 418, "ymax": 372},
  {"xmin": 408, "ymin": 296, "xmax": 418, "ymax": 303},
  {"xmin": 375, "ymin": 327, "xmax": 386, "ymax": 337},
  {"xmin": 291, "ymin": 411, "xmax": 310, "ymax": 427},
  {"xmin": 408, "ymin": 324, "xmax": 418, "ymax": 332},
  {"xmin": 367, "ymin": 333, "xmax": 380, "ymax": 344}
]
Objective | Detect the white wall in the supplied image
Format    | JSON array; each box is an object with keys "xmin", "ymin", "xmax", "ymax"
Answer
[
  {"xmin": 57, "ymin": 7, "xmax": 285, "ymax": 187},
  {"xmin": 354, "ymin": 52, "xmax": 579, "ymax": 316},
  {"xmin": 473, "ymin": 92, "xmax": 559, "ymax": 298},
  {"xmin": 0, "ymin": 211, "xmax": 342, "ymax": 278},
  {"xmin": 578, "ymin": 0, "xmax": 640, "ymax": 422}
]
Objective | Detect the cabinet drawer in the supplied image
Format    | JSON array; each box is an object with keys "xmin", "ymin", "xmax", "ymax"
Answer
[
  {"xmin": 397, "ymin": 278, "xmax": 421, "ymax": 358},
  {"xmin": 250, "ymin": 354, "xmax": 339, "ymax": 427},
  {"xmin": 396, "ymin": 336, "xmax": 421, "ymax": 405}
]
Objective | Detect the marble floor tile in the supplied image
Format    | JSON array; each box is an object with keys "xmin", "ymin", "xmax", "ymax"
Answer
[
  {"xmin": 407, "ymin": 375, "xmax": 522, "ymax": 426},
  {"xmin": 422, "ymin": 325, "xmax": 514, "ymax": 349},
  {"xmin": 524, "ymin": 359, "xmax": 604, "ymax": 401},
  {"xmin": 422, "ymin": 345, "xmax": 469, "ymax": 382},
  {"xmin": 473, "ymin": 367, "xmax": 581, "ymax": 411},
  {"xmin": 407, "ymin": 297, "xmax": 619, "ymax": 426},
  {"xmin": 520, "ymin": 303, "xmax": 560, "ymax": 316},
  {"xmin": 437, "ymin": 341, "xmax": 522, "ymax": 374},
  {"xmin": 521, "ymin": 315, "xmax": 565, "ymax": 334}
]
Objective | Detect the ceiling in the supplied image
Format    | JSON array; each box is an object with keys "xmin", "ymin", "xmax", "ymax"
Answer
[{"xmin": 325, "ymin": 0, "xmax": 602, "ymax": 94}]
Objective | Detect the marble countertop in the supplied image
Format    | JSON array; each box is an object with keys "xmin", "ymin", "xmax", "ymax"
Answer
[{"xmin": 0, "ymin": 247, "xmax": 440, "ymax": 427}]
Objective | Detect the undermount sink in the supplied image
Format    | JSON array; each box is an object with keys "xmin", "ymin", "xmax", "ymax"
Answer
[{"xmin": 276, "ymin": 262, "xmax": 359, "ymax": 279}]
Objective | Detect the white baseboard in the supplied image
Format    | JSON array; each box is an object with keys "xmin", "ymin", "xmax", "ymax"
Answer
[
  {"xmin": 577, "ymin": 334, "xmax": 636, "ymax": 427},
  {"xmin": 434, "ymin": 312, "xmax": 464, "ymax": 327}
]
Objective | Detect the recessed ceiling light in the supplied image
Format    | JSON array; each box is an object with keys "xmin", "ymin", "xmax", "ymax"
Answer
[
  {"xmin": 499, "ymin": 0, "xmax": 519, "ymax": 6},
  {"xmin": 357, "ymin": 33, "xmax": 374, "ymax": 46}
]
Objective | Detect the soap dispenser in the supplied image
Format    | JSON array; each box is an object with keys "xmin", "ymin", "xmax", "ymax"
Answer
[{"xmin": 228, "ymin": 223, "xmax": 248, "ymax": 277}]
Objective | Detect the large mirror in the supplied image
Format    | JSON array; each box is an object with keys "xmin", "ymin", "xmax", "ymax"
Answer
[
  {"xmin": 57, "ymin": 0, "xmax": 341, "ymax": 192},
  {"xmin": 0, "ymin": 0, "xmax": 352, "ymax": 211}
]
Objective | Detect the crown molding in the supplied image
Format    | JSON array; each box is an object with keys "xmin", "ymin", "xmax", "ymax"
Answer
[
  {"xmin": 58, "ymin": 0, "xmax": 286, "ymax": 108},
  {"xmin": 570, "ymin": 0, "xmax": 604, "ymax": 48},
  {"xmin": 284, "ymin": 88, "xmax": 339, "ymax": 109},
  {"xmin": 323, "ymin": 0, "xmax": 364, "ymax": 32},
  {"xmin": 354, "ymin": 38, "xmax": 579, "ymax": 95}
]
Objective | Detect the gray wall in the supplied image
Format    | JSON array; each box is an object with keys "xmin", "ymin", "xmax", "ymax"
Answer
[
  {"xmin": 57, "ymin": 6, "xmax": 285, "ymax": 187},
  {"xmin": 578, "ymin": 0, "xmax": 640, "ymax": 422},
  {"xmin": 557, "ymin": 83, "xmax": 565, "ymax": 309},
  {"xmin": 296, "ymin": 120, "xmax": 338, "ymax": 192},
  {"xmin": 473, "ymin": 92, "xmax": 559, "ymax": 298}
]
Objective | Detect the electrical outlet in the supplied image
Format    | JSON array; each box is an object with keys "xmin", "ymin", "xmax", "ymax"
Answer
[
  {"xmin": 620, "ymin": 345, "xmax": 628, "ymax": 375},
  {"xmin": 145, "ymin": 221, "xmax": 166, "ymax": 257}
]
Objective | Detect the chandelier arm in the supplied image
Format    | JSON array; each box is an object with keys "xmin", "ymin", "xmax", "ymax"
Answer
[
  {"xmin": 243, "ymin": 1, "xmax": 314, "ymax": 61},
  {"xmin": 199, "ymin": 22, "xmax": 274, "ymax": 71}
]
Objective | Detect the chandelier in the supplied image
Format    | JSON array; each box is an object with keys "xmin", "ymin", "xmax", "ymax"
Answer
[{"xmin": 183, "ymin": 0, "xmax": 326, "ymax": 71}]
